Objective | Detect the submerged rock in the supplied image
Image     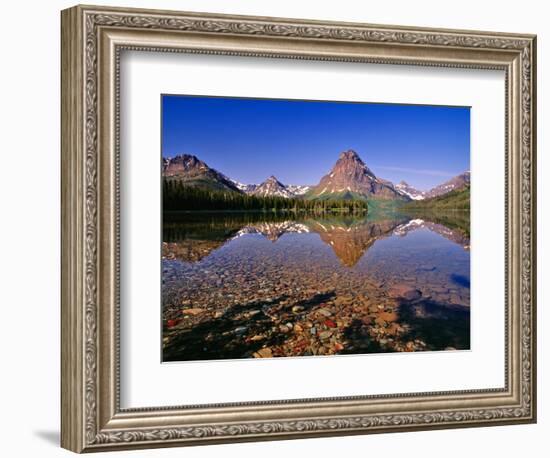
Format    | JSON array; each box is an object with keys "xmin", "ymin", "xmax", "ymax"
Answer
[
  {"xmin": 181, "ymin": 308, "xmax": 204, "ymax": 316},
  {"xmin": 388, "ymin": 284, "xmax": 422, "ymax": 301}
]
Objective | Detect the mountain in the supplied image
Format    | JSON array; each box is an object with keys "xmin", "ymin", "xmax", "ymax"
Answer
[
  {"xmin": 163, "ymin": 152, "xmax": 468, "ymax": 206},
  {"xmin": 425, "ymin": 171, "xmax": 470, "ymax": 198},
  {"xmin": 394, "ymin": 181, "xmax": 426, "ymax": 200},
  {"xmin": 251, "ymin": 176, "xmax": 295, "ymax": 198},
  {"xmin": 230, "ymin": 179, "xmax": 311, "ymax": 198},
  {"xmin": 308, "ymin": 150, "xmax": 407, "ymax": 200},
  {"xmin": 163, "ymin": 154, "xmax": 241, "ymax": 193}
]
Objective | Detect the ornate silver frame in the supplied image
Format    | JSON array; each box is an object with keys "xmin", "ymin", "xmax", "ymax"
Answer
[{"xmin": 61, "ymin": 4, "xmax": 537, "ymax": 453}]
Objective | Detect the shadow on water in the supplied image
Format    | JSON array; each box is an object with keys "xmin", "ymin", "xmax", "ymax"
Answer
[
  {"xmin": 163, "ymin": 291, "xmax": 336, "ymax": 362},
  {"xmin": 334, "ymin": 297, "xmax": 470, "ymax": 355},
  {"xmin": 164, "ymin": 294, "xmax": 470, "ymax": 360},
  {"xmin": 339, "ymin": 319, "xmax": 384, "ymax": 354},
  {"xmin": 397, "ymin": 299, "xmax": 470, "ymax": 350},
  {"xmin": 450, "ymin": 273, "xmax": 470, "ymax": 288}
]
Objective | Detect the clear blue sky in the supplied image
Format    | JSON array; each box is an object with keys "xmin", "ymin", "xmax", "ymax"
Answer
[{"xmin": 162, "ymin": 95, "xmax": 470, "ymax": 191}]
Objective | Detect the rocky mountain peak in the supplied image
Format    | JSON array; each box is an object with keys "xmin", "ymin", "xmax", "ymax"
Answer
[
  {"xmin": 162, "ymin": 154, "xmax": 240, "ymax": 192},
  {"xmin": 252, "ymin": 175, "xmax": 293, "ymax": 198},
  {"xmin": 309, "ymin": 149, "xmax": 405, "ymax": 200},
  {"xmin": 163, "ymin": 154, "xmax": 211, "ymax": 176},
  {"xmin": 332, "ymin": 149, "xmax": 377, "ymax": 181},
  {"xmin": 339, "ymin": 149, "xmax": 362, "ymax": 161}
]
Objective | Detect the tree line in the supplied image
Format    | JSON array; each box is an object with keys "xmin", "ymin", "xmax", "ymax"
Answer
[{"xmin": 163, "ymin": 180, "xmax": 368, "ymax": 214}]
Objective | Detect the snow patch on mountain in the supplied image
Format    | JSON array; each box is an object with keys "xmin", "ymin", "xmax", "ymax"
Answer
[
  {"xmin": 394, "ymin": 181, "xmax": 426, "ymax": 200},
  {"xmin": 286, "ymin": 184, "xmax": 312, "ymax": 196}
]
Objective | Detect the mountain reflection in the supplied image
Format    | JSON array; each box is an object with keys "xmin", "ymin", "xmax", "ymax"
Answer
[
  {"xmin": 311, "ymin": 218, "xmax": 405, "ymax": 267},
  {"xmin": 163, "ymin": 211, "xmax": 470, "ymax": 266}
]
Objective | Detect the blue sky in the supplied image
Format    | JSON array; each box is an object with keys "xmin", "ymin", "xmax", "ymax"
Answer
[{"xmin": 162, "ymin": 95, "xmax": 470, "ymax": 191}]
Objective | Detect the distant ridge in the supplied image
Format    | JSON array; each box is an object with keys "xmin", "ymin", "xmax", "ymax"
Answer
[{"xmin": 424, "ymin": 171, "xmax": 470, "ymax": 198}]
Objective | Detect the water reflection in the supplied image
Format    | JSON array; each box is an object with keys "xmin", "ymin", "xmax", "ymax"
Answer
[
  {"xmin": 163, "ymin": 212, "xmax": 470, "ymax": 267},
  {"xmin": 162, "ymin": 211, "xmax": 471, "ymax": 361}
]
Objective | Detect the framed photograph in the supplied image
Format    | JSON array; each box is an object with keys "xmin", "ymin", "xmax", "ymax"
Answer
[{"xmin": 61, "ymin": 4, "xmax": 537, "ymax": 453}]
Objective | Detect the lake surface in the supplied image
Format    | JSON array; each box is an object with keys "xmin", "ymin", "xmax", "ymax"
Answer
[{"xmin": 162, "ymin": 211, "xmax": 470, "ymax": 361}]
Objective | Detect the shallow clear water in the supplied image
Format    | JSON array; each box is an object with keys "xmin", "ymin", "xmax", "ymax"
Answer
[{"xmin": 162, "ymin": 212, "xmax": 470, "ymax": 361}]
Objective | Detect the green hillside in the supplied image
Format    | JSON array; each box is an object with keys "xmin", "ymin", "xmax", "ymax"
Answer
[
  {"xmin": 404, "ymin": 186, "xmax": 470, "ymax": 211},
  {"xmin": 303, "ymin": 189, "xmax": 368, "ymax": 202}
]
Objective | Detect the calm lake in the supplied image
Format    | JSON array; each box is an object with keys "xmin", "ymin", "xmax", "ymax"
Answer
[{"xmin": 162, "ymin": 211, "xmax": 470, "ymax": 361}]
